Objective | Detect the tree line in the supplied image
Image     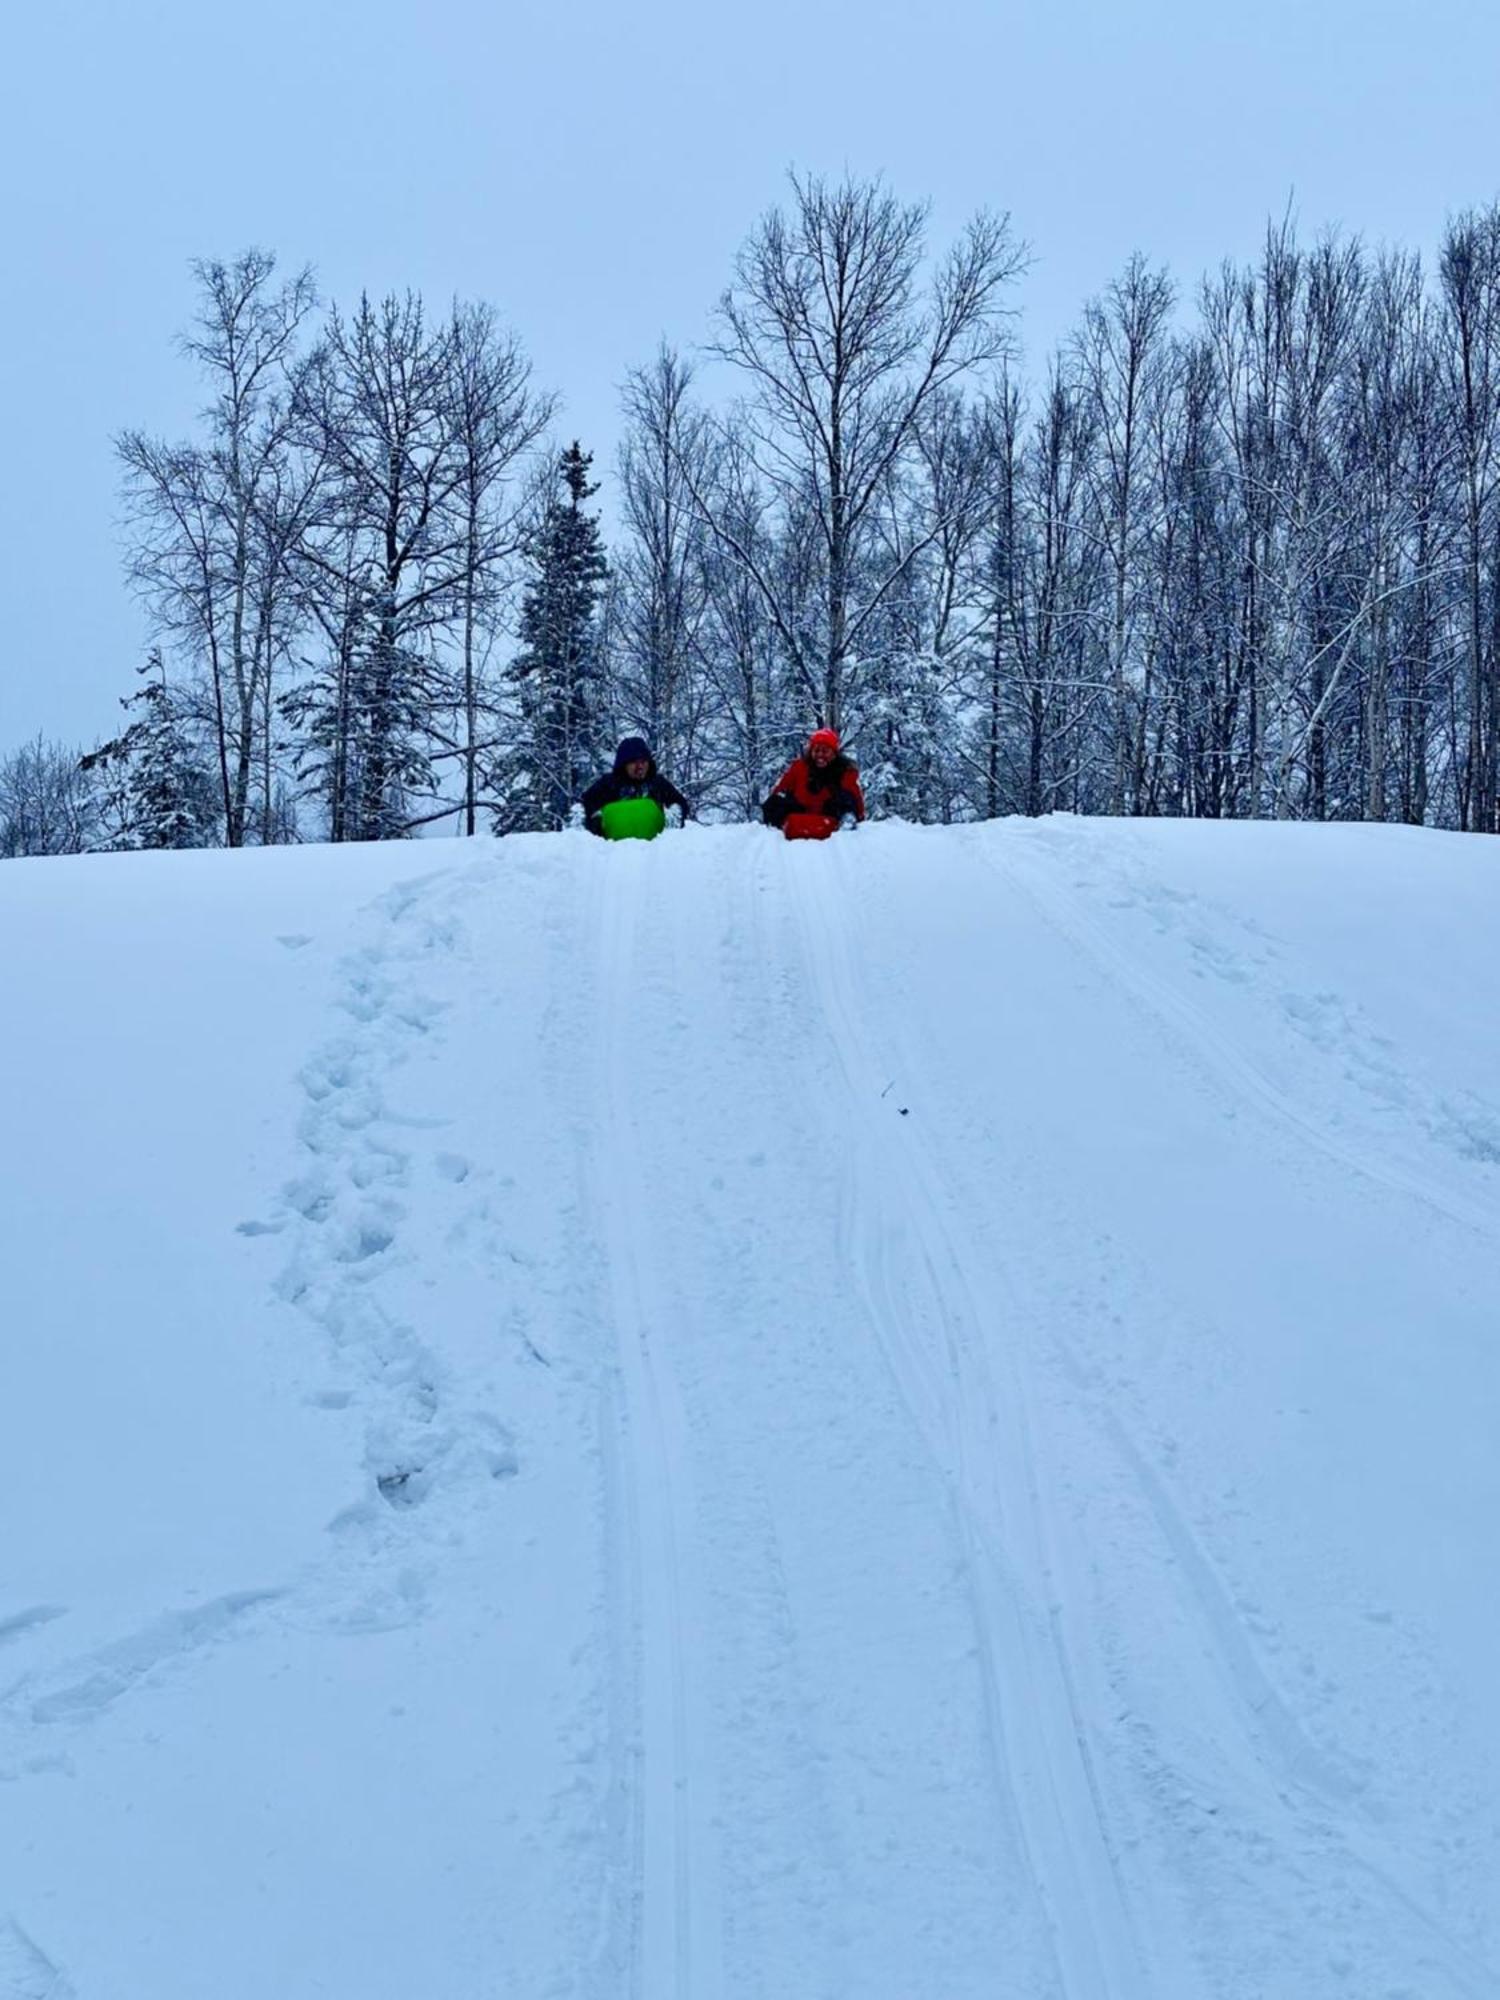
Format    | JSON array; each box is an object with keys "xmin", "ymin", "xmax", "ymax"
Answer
[{"xmin": 6, "ymin": 174, "xmax": 1500, "ymax": 856}]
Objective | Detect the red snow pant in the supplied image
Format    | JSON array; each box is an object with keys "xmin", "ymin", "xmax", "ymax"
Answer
[{"xmin": 781, "ymin": 812, "xmax": 839, "ymax": 840}]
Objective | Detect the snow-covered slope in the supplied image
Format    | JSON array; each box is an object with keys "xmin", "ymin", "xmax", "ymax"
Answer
[{"xmin": 3, "ymin": 818, "xmax": 1497, "ymax": 2000}]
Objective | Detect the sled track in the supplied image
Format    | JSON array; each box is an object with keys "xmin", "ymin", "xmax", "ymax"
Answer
[
  {"xmin": 785, "ymin": 842, "xmax": 1149, "ymax": 2000},
  {"xmin": 592, "ymin": 845, "xmax": 721, "ymax": 2000}
]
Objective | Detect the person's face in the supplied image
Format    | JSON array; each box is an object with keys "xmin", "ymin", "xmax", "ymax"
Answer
[
  {"xmin": 624, "ymin": 757, "xmax": 650, "ymax": 782},
  {"xmin": 809, "ymin": 741, "xmax": 834, "ymax": 768}
]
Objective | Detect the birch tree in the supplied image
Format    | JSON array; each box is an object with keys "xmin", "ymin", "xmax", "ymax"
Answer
[
  {"xmin": 442, "ymin": 303, "xmax": 553, "ymax": 835},
  {"xmin": 709, "ymin": 172, "xmax": 1024, "ymax": 731},
  {"xmin": 117, "ymin": 251, "xmax": 316, "ymax": 844},
  {"xmin": 613, "ymin": 346, "xmax": 714, "ymax": 792},
  {"xmin": 1075, "ymin": 254, "xmax": 1176, "ymax": 813},
  {"xmin": 291, "ymin": 294, "xmax": 468, "ymax": 838}
]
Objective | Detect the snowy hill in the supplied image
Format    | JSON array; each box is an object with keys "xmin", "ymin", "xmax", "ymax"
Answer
[{"xmin": 3, "ymin": 817, "xmax": 1498, "ymax": 2000}]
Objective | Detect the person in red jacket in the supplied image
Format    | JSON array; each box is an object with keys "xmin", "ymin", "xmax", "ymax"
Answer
[{"xmin": 761, "ymin": 728, "xmax": 866, "ymax": 840}]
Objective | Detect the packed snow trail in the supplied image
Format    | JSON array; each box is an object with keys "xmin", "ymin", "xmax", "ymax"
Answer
[
  {"xmin": 2, "ymin": 819, "xmax": 1497, "ymax": 1998},
  {"xmin": 572, "ymin": 828, "xmax": 1064, "ymax": 1995},
  {"xmin": 783, "ymin": 844, "xmax": 1150, "ymax": 1998},
  {"xmin": 590, "ymin": 841, "xmax": 725, "ymax": 1996}
]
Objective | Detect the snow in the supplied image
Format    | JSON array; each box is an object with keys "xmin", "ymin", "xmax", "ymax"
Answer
[{"xmin": 2, "ymin": 816, "xmax": 1497, "ymax": 1999}]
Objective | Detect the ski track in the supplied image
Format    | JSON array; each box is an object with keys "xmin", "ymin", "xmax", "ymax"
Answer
[{"xmin": 783, "ymin": 840, "xmax": 1151, "ymax": 2000}]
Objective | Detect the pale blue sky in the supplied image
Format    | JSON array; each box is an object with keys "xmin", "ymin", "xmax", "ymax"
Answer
[{"xmin": 4, "ymin": 0, "xmax": 1497, "ymax": 747}]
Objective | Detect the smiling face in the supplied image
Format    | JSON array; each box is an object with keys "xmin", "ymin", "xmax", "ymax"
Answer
[{"xmin": 808, "ymin": 740, "xmax": 835, "ymax": 769}]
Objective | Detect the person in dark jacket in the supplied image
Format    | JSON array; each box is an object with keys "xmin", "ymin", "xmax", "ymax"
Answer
[
  {"xmin": 761, "ymin": 728, "xmax": 866, "ymax": 839},
  {"xmin": 582, "ymin": 736, "xmax": 690, "ymax": 837}
]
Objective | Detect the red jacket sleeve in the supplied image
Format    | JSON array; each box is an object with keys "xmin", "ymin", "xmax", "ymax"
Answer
[{"xmin": 767, "ymin": 759, "xmax": 807, "ymax": 807}]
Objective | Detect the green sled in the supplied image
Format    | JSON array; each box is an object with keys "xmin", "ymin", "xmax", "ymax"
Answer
[{"xmin": 600, "ymin": 796, "xmax": 667, "ymax": 841}]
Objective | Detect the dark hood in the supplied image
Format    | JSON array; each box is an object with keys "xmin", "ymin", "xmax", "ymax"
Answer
[{"xmin": 614, "ymin": 736, "xmax": 653, "ymax": 772}]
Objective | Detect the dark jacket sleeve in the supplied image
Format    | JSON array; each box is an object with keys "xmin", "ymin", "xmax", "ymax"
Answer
[
  {"xmin": 581, "ymin": 772, "xmax": 614, "ymax": 835},
  {"xmin": 652, "ymin": 774, "xmax": 689, "ymax": 817}
]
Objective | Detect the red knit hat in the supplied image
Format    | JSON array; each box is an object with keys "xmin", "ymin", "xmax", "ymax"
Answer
[{"xmin": 808, "ymin": 727, "xmax": 840, "ymax": 755}]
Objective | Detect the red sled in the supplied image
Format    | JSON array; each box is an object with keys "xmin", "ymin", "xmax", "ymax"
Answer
[{"xmin": 781, "ymin": 812, "xmax": 838, "ymax": 841}]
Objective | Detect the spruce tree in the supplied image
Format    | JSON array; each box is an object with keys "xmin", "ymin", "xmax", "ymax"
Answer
[
  {"xmin": 81, "ymin": 651, "xmax": 219, "ymax": 849},
  {"xmin": 281, "ymin": 622, "xmax": 434, "ymax": 841},
  {"xmin": 497, "ymin": 443, "xmax": 608, "ymax": 830}
]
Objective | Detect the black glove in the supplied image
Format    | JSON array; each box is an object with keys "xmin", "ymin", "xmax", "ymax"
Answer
[{"xmin": 762, "ymin": 792, "xmax": 794, "ymax": 829}]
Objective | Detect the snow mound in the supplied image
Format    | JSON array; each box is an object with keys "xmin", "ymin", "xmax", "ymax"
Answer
[{"xmin": 3, "ymin": 818, "xmax": 1497, "ymax": 1998}]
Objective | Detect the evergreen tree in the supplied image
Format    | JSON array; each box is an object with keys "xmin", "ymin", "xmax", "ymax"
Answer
[
  {"xmin": 281, "ymin": 619, "xmax": 434, "ymax": 841},
  {"xmin": 81, "ymin": 651, "xmax": 220, "ymax": 849},
  {"xmin": 497, "ymin": 443, "xmax": 608, "ymax": 830}
]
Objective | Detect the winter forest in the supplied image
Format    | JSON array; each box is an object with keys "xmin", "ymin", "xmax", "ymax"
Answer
[{"xmin": 6, "ymin": 173, "xmax": 1500, "ymax": 855}]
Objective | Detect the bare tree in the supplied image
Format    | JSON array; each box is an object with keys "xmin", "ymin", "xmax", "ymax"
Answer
[
  {"xmin": 696, "ymin": 424, "xmax": 787, "ymax": 812},
  {"xmin": 1075, "ymin": 254, "xmax": 1177, "ymax": 812},
  {"xmin": 612, "ymin": 346, "xmax": 715, "ymax": 789},
  {"xmin": 708, "ymin": 172, "xmax": 1025, "ymax": 730},
  {"xmin": 291, "ymin": 293, "xmax": 469, "ymax": 838},
  {"xmin": 118, "ymin": 251, "xmax": 316, "ymax": 845},
  {"xmin": 963, "ymin": 370, "xmax": 1105, "ymax": 817},
  {"xmin": 1439, "ymin": 205, "xmax": 1500, "ymax": 831},
  {"xmin": 0, "ymin": 738, "xmax": 101, "ymax": 857},
  {"xmin": 1147, "ymin": 335, "xmax": 1244, "ymax": 817},
  {"xmin": 442, "ymin": 302, "xmax": 553, "ymax": 835},
  {"xmin": 859, "ymin": 389, "xmax": 996, "ymax": 818}
]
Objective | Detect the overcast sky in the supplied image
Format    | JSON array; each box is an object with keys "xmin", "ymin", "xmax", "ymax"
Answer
[{"xmin": 5, "ymin": 0, "xmax": 1498, "ymax": 749}]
